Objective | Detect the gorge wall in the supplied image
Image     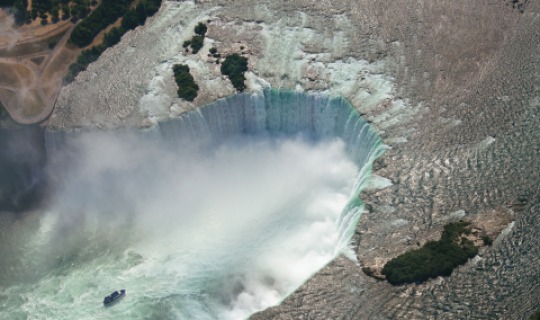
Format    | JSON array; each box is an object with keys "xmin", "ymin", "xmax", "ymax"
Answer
[{"xmin": 48, "ymin": 0, "xmax": 540, "ymax": 319}]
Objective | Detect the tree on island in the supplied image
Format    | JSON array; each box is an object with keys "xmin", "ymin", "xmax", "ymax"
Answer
[
  {"xmin": 221, "ymin": 53, "xmax": 248, "ymax": 92},
  {"xmin": 530, "ymin": 310, "xmax": 540, "ymax": 320},
  {"xmin": 172, "ymin": 64, "xmax": 199, "ymax": 101},
  {"xmin": 190, "ymin": 35, "xmax": 204, "ymax": 54},
  {"xmin": 382, "ymin": 221, "xmax": 478, "ymax": 285},
  {"xmin": 194, "ymin": 21, "xmax": 207, "ymax": 36}
]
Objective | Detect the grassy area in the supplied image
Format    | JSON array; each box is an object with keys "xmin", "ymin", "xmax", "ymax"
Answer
[{"xmin": 382, "ymin": 221, "xmax": 478, "ymax": 285}]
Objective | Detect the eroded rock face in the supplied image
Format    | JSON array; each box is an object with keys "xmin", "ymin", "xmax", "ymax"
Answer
[{"xmin": 50, "ymin": 0, "xmax": 540, "ymax": 319}]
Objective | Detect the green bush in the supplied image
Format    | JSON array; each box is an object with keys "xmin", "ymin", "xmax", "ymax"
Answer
[
  {"xmin": 190, "ymin": 35, "xmax": 204, "ymax": 54},
  {"xmin": 0, "ymin": 0, "xmax": 16, "ymax": 7},
  {"xmin": 182, "ymin": 22, "xmax": 208, "ymax": 54},
  {"xmin": 220, "ymin": 53, "xmax": 248, "ymax": 92},
  {"xmin": 194, "ymin": 22, "xmax": 207, "ymax": 36},
  {"xmin": 382, "ymin": 221, "xmax": 478, "ymax": 285},
  {"xmin": 482, "ymin": 235, "xmax": 493, "ymax": 246},
  {"xmin": 530, "ymin": 310, "xmax": 540, "ymax": 320},
  {"xmin": 172, "ymin": 64, "xmax": 198, "ymax": 101}
]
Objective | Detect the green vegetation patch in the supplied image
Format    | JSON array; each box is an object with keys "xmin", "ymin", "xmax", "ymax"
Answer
[
  {"xmin": 194, "ymin": 22, "xmax": 207, "ymax": 36},
  {"xmin": 382, "ymin": 221, "xmax": 478, "ymax": 285},
  {"xmin": 66, "ymin": 0, "xmax": 163, "ymax": 82},
  {"xmin": 183, "ymin": 22, "xmax": 207, "ymax": 54},
  {"xmin": 531, "ymin": 310, "xmax": 540, "ymax": 320},
  {"xmin": 220, "ymin": 53, "xmax": 248, "ymax": 92},
  {"xmin": 190, "ymin": 35, "xmax": 204, "ymax": 54},
  {"xmin": 3, "ymin": 0, "xmax": 81, "ymax": 25},
  {"xmin": 69, "ymin": 0, "xmax": 131, "ymax": 48},
  {"xmin": 0, "ymin": 0, "xmax": 16, "ymax": 7},
  {"xmin": 172, "ymin": 64, "xmax": 198, "ymax": 101}
]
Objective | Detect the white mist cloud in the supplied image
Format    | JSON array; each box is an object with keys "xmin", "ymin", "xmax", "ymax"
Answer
[{"xmin": 16, "ymin": 130, "xmax": 359, "ymax": 319}]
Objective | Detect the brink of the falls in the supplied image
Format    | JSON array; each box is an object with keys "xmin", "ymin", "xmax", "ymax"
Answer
[{"xmin": 3, "ymin": 89, "xmax": 383, "ymax": 320}]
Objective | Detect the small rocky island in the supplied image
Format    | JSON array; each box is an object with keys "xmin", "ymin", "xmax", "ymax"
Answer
[{"xmin": 362, "ymin": 209, "xmax": 515, "ymax": 284}]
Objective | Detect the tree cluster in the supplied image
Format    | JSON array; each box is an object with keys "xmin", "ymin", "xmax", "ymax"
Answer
[
  {"xmin": 220, "ymin": 53, "xmax": 248, "ymax": 92},
  {"xmin": 66, "ymin": 0, "xmax": 163, "ymax": 82},
  {"xmin": 194, "ymin": 21, "xmax": 207, "ymax": 36},
  {"xmin": 172, "ymin": 64, "xmax": 199, "ymax": 101},
  {"xmin": 10, "ymin": 0, "xmax": 96, "ymax": 26},
  {"xmin": 69, "ymin": 0, "xmax": 131, "ymax": 48},
  {"xmin": 2, "ymin": 0, "xmax": 31, "ymax": 25},
  {"xmin": 182, "ymin": 22, "xmax": 207, "ymax": 54},
  {"xmin": 120, "ymin": 0, "xmax": 161, "ymax": 31},
  {"xmin": 382, "ymin": 221, "xmax": 478, "ymax": 285},
  {"xmin": 0, "ymin": 0, "xmax": 16, "ymax": 7},
  {"xmin": 67, "ymin": 0, "xmax": 94, "ymax": 23}
]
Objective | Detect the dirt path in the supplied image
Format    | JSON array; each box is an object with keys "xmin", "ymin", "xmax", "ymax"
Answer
[{"xmin": 0, "ymin": 18, "xmax": 78, "ymax": 124}]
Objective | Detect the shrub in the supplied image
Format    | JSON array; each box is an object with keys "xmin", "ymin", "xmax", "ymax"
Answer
[
  {"xmin": 382, "ymin": 221, "xmax": 478, "ymax": 285},
  {"xmin": 220, "ymin": 53, "xmax": 248, "ymax": 91},
  {"xmin": 172, "ymin": 64, "xmax": 199, "ymax": 101},
  {"xmin": 194, "ymin": 22, "xmax": 207, "ymax": 36},
  {"xmin": 482, "ymin": 235, "xmax": 493, "ymax": 246},
  {"xmin": 0, "ymin": 0, "xmax": 16, "ymax": 7},
  {"xmin": 182, "ymin": 22, "xmax": 208, "ymax": 54},
  {"xmin": 531, "ymin": 310, "xmax": 540, "ymax": 320},
  {"xmin": 190, "ymin": 35, "xmax": 204, "ymax": 54}
]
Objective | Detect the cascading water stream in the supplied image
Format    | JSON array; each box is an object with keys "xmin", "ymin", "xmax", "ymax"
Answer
[{"xmin": 2, "ymin": 89, "xmax": 383, "ymax": 319}]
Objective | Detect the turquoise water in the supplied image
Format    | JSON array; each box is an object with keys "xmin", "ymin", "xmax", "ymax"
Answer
[{"xmin": 1, "ymin": 89, "xmax": 383, "ymax": 319}]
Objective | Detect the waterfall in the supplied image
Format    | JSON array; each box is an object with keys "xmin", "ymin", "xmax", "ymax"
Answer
[
  {"xmin": 157, "ymin": 89, "xmax": 384, "ymax": 252},
  {"xmin": 46, "ymin": 89, "xmax": 383, "ymax": 252},
  {"xmin": 36, "ymin": 88, "xmax": 384, "ymax": 319}
]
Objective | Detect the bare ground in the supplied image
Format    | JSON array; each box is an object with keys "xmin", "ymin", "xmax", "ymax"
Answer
[{"xmin": 0, "ymin": 10, "xmax": 77, "ymax": 124}]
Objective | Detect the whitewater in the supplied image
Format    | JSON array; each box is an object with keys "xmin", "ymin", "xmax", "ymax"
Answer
[{"xmin": 0, "ymin": 90, "xmax": 383, "ymax": 319}]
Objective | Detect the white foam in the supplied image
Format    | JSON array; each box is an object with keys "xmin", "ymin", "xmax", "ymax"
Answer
[{"xmin": 1, "ymin": 133, "xmax": 360, "ymax": 320}]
